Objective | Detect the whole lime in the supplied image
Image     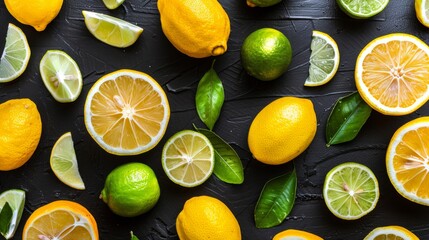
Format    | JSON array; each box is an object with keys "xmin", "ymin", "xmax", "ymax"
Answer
[
  {"xmin": 241, "ymin": 28, "xmax": 292, "ymax": 81},
  {"xmin": 100, "ymin": 162, "xmax": 160, "ymax": 217}
]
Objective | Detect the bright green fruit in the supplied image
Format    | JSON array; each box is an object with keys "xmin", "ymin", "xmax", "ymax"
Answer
[
  {"xmin": 336, "ymin": 0, "xmax": 389, "ymax": 19},
  {"xmin": 0, "ymin": 189, "xmax": 25, "ymax": 239},
  {"xmin": 246, "ymin": 0, "xmax": 282, "ymax": 7}
]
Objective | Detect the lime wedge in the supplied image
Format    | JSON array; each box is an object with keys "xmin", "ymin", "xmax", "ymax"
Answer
[
  {"xmin": 0, "ymin": 23, "xmax": 31, "ymax": 83},
  {"xmin": 336, "ymin": 0, "xmax": 389, "ymax": 19},
  {"xmin": 0, "ymin": 189, "xmax": 25, "ymax": 239},
  {"xmin": 162, "ymin": 130, "xmax": 214, "ymax": 187},
  {"xmin": 304, "ymin": 31, "xmax": 340, "ymax": 87},
  {"xmin": 103, "ymin": 0, "xmax": 125, "ymax": 10},
  {"xmin": 82, "ymin": 10, "xmax": 143, "ymax": 48},
  {"xmin": 416, "ymin": 0, "xmax": 429, "ymax": 27},
  {"xmin": 50, "ymin": 132, "xmax": 85, "ymax": 190},
  {"xmin": 40, "ymin": 50, "xmax": 83, "ymax": 103},
  {"xmin": 323, "ymin": 162, "xmax": 379, "ymax": 220}
]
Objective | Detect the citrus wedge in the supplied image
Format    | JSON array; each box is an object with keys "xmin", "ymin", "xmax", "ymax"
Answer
[
  {"xmin": 22, "ymin": 200, "xmax": 98, "ymax": 240},
  {"xmin": 162, "ymin": 130, "xmax": 215, "ymax": 187},
  {"xmin": 305, "ymin": 30, "xmax": 340, "ymax": 87},
  {"xmin": 84, "ymin": 69, "xmax": 170, "ymax": 155},
  {"xmin": 323, "ymin": 162, "xmax": 379, "ymax": 220},
  {"xmin": 364, "ymin": 225, "xmax": 419, "ymax": 240},
  {"xmin": 0, "ymin": 23, "xmax": 30, "ymax": 83},
  {"xmin": 355, "ymin": 33, "xmax": 429, "ymax": 116},
  {"xmin": 416, "ymin": 0, "xmax": 429, "ymax": 27},
  {"xmin": 50, "ymin": 132, "xmax": 85, "ymax": 190},
  {"xmin": 336, "ymin": 0, "xmax": 389, "ymax": 19},
  {"xmin": 102, "ymin": 0, "xmax": 125, "ymax": 10},
  {"xmin": 0, "ymin": 189, "xmax": 25, "ymax": 239},
  {"xmin": 273, "ymin": 229, "xmax": 323, "ymax": 240},
  {"xmin": 82, "ymin": 10, "xmax": 143, "ymax": 48},
  {"xmin": 40, "ymin": 50, "xmax": 83, "ymax": 103},
  {"xmin": 386, "ymin": 116, "xmax": 429, "ymax": 206}
]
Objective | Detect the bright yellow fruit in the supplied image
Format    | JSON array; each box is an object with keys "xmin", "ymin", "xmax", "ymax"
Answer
[
  {"xmin": 176, "ymin": 196, "xmax": 241, "ymax": 240},
  {"xmin": 273, "ymin": 229, "xmax": 323, "ymax": 240},
  {"xmin": 248, "ymin": 97, "xmax": 317, "ymax": 165},
  {"xmin": 0, "ymin": 99, "xmax": 42, "ymax": 171},
  {"xmin": 415, "ymin": 0, "xmax": 429, "ymax": 27},
  {"xmin": 4, "ymin": 0, "xmax": 63, "ymax": 31},
  {"xmin": 157, "ymin": 0, "xmax": 230, "ymax": 58},
  {"xmin": 364, "ymin": 225, "xmax": 419, "ymax": 240}
]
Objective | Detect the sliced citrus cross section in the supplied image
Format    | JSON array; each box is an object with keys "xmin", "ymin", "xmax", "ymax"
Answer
[
  {"xmin": 102, "ymin": 0, "xmax": 125, "ymax": 10},
  {"xmin": 364, "ymin": 225, "xmax": 419, "ymax": 240},
  {"xmin": 22, "ymin": 200, "xmax": 98, "ymax": 240},
  {"xmin": 273, "ymin": 229, "xmax": 323, "ymax": 240},
  {"xmin": 336, "ymin": 0, "xmax": 389, "ymax": 19},
  {"xmin": 0, "ymin": 189, "xmax": 25, "ymax": 239},
  {"xmin": 0, "ymin": 23, "xmax": 31, "ymax": 83},
  {"xmin": 416, "ymin": 0, "xmax": 429, "ymax": 27},
  {"xmin": 84, "ymin": 69, "xmax": 170, "ymax": 155},
  {"xmin": 323, "ymin": 162, "xmax": 379, "ymax": 220},
  {"xmin": 305, "ymin": 30, "xmax": 340, "ymax": 87},
  {"xmin": 162, "ymin": 130, "xmax": 215, "ymax": 187},
  {"xmin": 355, "ymin": 33, "xmax": 429, "ymax": 116}
]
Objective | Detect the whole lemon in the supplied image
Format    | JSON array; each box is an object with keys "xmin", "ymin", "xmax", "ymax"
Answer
[
  {"xmin": 0, "ymin": 98, "xmax": 42, "ymax": 171},
  {"xmin": 100, "ymin": 162, "xmax": 160, "ymax": 217},
  {"xmin": 157, "ymin": 0, "xmax": 230, "ymax": 58},
  {"xmin": 4, "ymin": 0, "xmax": 63, "ymax": 31},
  {"xmin": 176, "ymin": 196, "xmax": 241, "ymax": 240},
  {"xmin": 248, "ymin": 97, "xmax": 317, "ymax": 165}
]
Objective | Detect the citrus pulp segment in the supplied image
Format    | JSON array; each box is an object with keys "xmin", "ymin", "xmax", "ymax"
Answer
[
  {"xmin": 40, "ymin": 50, "xmax": 83, "ymax": 103},
  {"xmin": 415, "ymin": 0, "xmax": 429, "ymax": 27},
  {"xmin": 323, "ymin": 162, "xmax": 379, "ymax": 220},
  {"xmin": 50, "ymin": 132, "xmax": 85, "ymax": 190},
  {"xmin": 84, "ymin": 69, "xmax": 170, "ymax": 155},
  {"xmin": 336, "ymin": 0, "xmax": 390, "ymax": 19},
  {"xmin": 0, "ymin": 189, "xmax": 25, "ymax": 239},
  {"xmin": 355, "ymin": 33, "xmax": 429, "ymax": 116},
  {"xmin": 364, "ymin": 225, "xmax": 419, "ymax": 240},
  {"xmin": 0, "ymin": 23, "xmax": 30, "ymax": 83},
  {"xmin": 162, "ymin": 130, "xmax": 215, "ymax": 187},
  {"xmin": 102, "ymin": 0, "xmax": 125, "ymax": 10},
  {"xmin": 272, "ymin": 229, "xmax": 323, "ymax": 240},
  {"xmin": 82, "ymin": 10, "xmax": 143, "ymax": 48},
  {"xmin": 305, "ymin": 30, "xmax": 340, "ymax": 87}
]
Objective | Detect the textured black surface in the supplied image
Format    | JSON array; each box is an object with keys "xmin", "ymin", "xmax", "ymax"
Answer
[{"xmin": 1, "ymin": 0, "xmax": 429, "ymax": 239}]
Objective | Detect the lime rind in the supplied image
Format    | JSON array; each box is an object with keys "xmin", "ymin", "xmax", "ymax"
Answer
[
  {"xmin": 0, "ymin": 189, "xmax": 25, "ymax": 239},
  {"xmin": 337, "ymin": 0, "xmax": 389, "ymax": 19},
  {"xmin": 102, "ymin": 0, "xmax": 125, "ymax": 10},
  {"xmin": 0, "ymin": 23, "xmax": 31, "ymax": 83}
]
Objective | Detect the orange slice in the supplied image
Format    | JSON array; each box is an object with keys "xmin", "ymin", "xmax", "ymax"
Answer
[
  {"xmin": 355, "ymin": 33, "xmax": 429, "ymax": 116},
  {"xmin": 22, "ymin": 200, "xmax": 98, "ymax": 240},
  {"xmin": 84, "ymin": 69, "xmax": 170, "ymax": 155},
  {"xmin": 364, "ymin": 225, "xmax": 419, "ymax": 240},
  {"xmin": 273, "ymin": 229, "xmax": 323, "ymax": 240},
  {"xmin": 386, "ymin": 116, "xmax": 429, "ymax": 206}
]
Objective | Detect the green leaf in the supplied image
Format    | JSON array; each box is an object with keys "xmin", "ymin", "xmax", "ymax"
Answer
[
  {"xmin": 195, "ymin": 60, "xmax": 225, "ymax": 130},
  {"xmin": 130, "ymin": 231, "xmax": 139, "ymax": 240},
  {"xmin": 195, "ymin": 127, "xmax": 244, "ymax": 184},
  {"xmin": 0, "ymin": 202, "xmax": 12, "ymax": 237},
  {"xmin": 326, "ymin": 92, "xmax": 372, "ymax": 146},
  {"xmin": 254, "ymin": 169, "xmax": 297, "ymax": 228}
]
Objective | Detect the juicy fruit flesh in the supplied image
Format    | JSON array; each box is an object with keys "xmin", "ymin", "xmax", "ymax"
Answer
[{"xmin": 337, "ymin": 0, "xmax": 389, "ymax": 17}]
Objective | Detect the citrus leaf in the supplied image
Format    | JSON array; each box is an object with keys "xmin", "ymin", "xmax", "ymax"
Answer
[
  {"xmin": 0, "ymin": 202, "xmax": 12, "ymax": 237},
  {"xmin": 195, "ymin": 127, "xmax": 244, "ymax": 184},
  {"xmin": 254, "ymin": 169, "xmax": 297, "ymax": 228},
  {"xmin": 326, "ymin": 92, "xmax": 372, "ymax": 146},
  {"xmin": 130, "ymin": 231, "xmax": 139, "ymax": 240},
  {"xmin": 195, "ymin": 60, "xmax": 224, "ymax": 130}
]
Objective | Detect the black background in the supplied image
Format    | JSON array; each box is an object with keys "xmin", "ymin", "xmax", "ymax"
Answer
[{"xmin": 1, "ymin": 0, "xmax": 429, "ymax": 239}]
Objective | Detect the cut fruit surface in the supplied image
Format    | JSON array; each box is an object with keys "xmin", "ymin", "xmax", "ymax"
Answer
[
  {"xmin": 162, "ymin": 130, "xmax": 215, "ymax": 187},
  {"xmin": 0, "ymin": 23, "xmax": 31, "ymax": 83},
  {"xmin": 305, "ymin": 30, "xmax": 340, "ymax": 87},
  {"xmin": 84, "ymin": 69, "xmax": 170, "ymax": 155},
  {"xmin": 416, "ymin": 0, "xmax": 429, "ymax": 27},
  {"xmin": 355, "ymin": 33, "xmax": 429, "ymax": 115},
  {"xmin": 364, "ymin": 225, "xmax": 419, "ymax": 240},
  {"xmin": 323, "ymin": 162, "xmax": 379, "ymax": 220},
  {"xmin": 102, "ymin": 0, "xmax": 125, "ymax": 9},
  {"xmin": 336, "ymin": 0, "xmax": 389, "ymax": 19},
  {"xmin": 0, "ymin": 189, "xmax": 25, "ymax": 239},
  {"xmin": 273, "ymin": 229, "xmax": 323, "ymax": 240}
]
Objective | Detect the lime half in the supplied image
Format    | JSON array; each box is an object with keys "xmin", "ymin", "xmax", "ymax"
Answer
[
  {"xmin": 0, "ymin": 189, "xmax": 25, "ymax": 239},
  {"xmin": 0, "ymin": 23, "xmax": 31, "ymax": 83},
  {"xmin": 50, "ymin": 132, "xmax": 85, "ymax": 190},
  {"xmin": 336, "ymin": 0, "xmax": 389, "ymax": 19},
  {"xmin": 82, "ymin": 10, "xmax": 143, "ymax": 48},
  {"xmin": 162, "ymin": 130, "xmax": 215, "ymax": 187},
  {"xmin": 40, "ymin": 50, "xmax": 83, "ymax": 103},
  {"xmin": 323, "ymin": 162, "xmax": 379, "ymax": 220},
  {"xmin": 304, "ymin": 31, "xmax": 340, "ymax": 87},
  {"xmin": 103, "ymin": 0, "xmax": 125, "ymax": 10}
]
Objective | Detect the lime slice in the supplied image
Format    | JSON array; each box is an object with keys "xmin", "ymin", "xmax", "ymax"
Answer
[
  {"xmin": 82, "ymin": 10, "xmax": 143, "ymax": 48},
  {"xmin": 416, "ymin": 0, "xmax": 429, "ymax": 27},
  {"xmin": 0, "ymin": 189, "xmax": 25, "ymax": 239},
  {"xmin": 0, "ymin": 23, "xmax": 31, "ymax": 83},
  {"xmin": 50, "ymin": 132, "xmax": 85, "ymax": 190},
  {"xmin": 304, "ymin": 30, "xmax": 340, "ymax": 87},
  {"xmin": 323, "ymin": 162, "xmax": 379, "ymax": 220},
  {"xmin": 40, "ymin": 50, "xmax": 83, "ymax": 103},
  {"xmin": 103, "ymin": 0, "xmax": 125, "ymax": 10},
  {"xmin": 162, "ymin": 130, "xmax": 215, "ymax": 187},
  {"xmin": 336, "ymin": 0, "xmax": 389, "ymax": 19}
]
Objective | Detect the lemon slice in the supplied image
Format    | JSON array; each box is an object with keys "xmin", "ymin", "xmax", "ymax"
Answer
[
  {"xmin": 323, "ymin": 162, "xmax": 379, "ymax": 220},
  {"xmin": 0, "ymin": 189, "xmax": 25, "ymax": 239},
  {"xmin": 364, "ymin": 226, "xmax": 419, "ymax": 240},
  {"xmin": 162, "ymin": 130, "xmax": 215, "ymax": 187},
  {"xmin": 40, "ymin": 50, "xmax": 83, "ymax": 103},
  {"xmin": 416, "ymin": 0, "xmax": 429, "ymax": 27},
  {"xmin": 82, "ymin": 10, "xmax": 143, "ymax": 48},
  {"xmin": 0, "ymin": 23, "xmax": 31, "ymax": 83},
  {"xmin": 102, "ymin": 0, "xmax": 125, "ymax": 10},
  {"xmin": 304, "ymin": 30, "xmax": 340, "ymax": 87},
  {"xmin": 50, "ymin": 132, "xmax": 85, "ymax": 190},
  {"xmin": 273, "ymin": 229, "xmax": 323, "ymax": 240}
]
